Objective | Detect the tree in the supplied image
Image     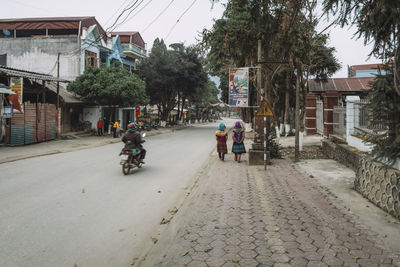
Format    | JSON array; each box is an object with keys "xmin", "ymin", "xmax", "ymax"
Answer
[
  {"xmin": 138, "ymin": 39, "xmax": 210, "ymax": 122},
  {"xmin": 190, "ymin": 79, "xmax": 220, "ymax": 108},
  {"xmin": 169, "ymin": 43, "xmax": 208, "ymax": 121},
  {"xmin": 137, "ymin": 38, "xmax": 177, "ymax": 122},
  {"xmin": 366, "ymin": 67, "xmax": 400, "ymax": 163},
  {"xmin": 323, "ymin": 0, "xmax": 400, "ymax": 162},
  {"xmin": 67, "ymin": 63, "xmax": 148, "ymax": 120}
]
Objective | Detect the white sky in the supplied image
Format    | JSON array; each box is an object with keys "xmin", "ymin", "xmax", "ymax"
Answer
[{"xmin": 1, "ymin": 0, "xmax": 381, "ymax": 78}]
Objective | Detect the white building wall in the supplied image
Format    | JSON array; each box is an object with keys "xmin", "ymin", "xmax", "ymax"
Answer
[
  {"xmin": 83, "ymin": 107, "xmax": 102, "ymax": 130},
  {"xmin": 346, "ymin": 96, "xmax": 373, "ymax": 152},
  {"xmin": 0, "ymin": 37, "xmax": 80, "ymax": 81}
]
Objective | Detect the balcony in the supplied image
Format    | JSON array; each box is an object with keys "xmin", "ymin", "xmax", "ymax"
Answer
[{"xmin": 121, "ymin": 43, "xmax": 147, "ymax": 59}]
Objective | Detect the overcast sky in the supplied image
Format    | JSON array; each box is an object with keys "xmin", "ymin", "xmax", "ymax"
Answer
[{"xmin": 1, "ymin": 0, "xmax": 381, "ymax": 78}]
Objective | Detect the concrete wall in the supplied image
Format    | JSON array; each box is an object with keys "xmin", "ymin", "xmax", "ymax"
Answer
[
  {"xmin": 323, "ymin": 138, "xmax": 400, "ymax": 220},
  {"xmin": 83, "ymin": 107, "xmax": 102, "ymax": 130},
  {"xmin": 0, "ymin": 37, "xmax": 80, "ymax": 80},
  {"xmin": 321, "ymin": 139, "xmax": 363, "ymax": 171},
  {"xmin": 355, "ymin": 158, "xmax": 400, "ymax": 220}
]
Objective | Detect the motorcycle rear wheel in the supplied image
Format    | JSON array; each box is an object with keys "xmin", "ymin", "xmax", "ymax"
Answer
[{"xmin": 122, "ymin": 162, "xmax": 131, "ymax": 175}]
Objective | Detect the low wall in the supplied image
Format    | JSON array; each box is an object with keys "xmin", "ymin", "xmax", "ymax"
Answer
[
  {"xmin": 321, "ymin": 139, "xmax": 362, "ymax": 171},
  {"xmin": 322, "ymin": 138, "xmax": 400, "ymax": 220},
  {"xmin": 355, "ymin": 158, "xmax": 400, "ymax": 220}
]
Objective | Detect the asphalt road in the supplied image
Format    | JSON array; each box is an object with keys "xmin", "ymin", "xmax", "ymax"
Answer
[{"xmin": 0, "ymin": 120, "xmax": 234, "ymax": 267}]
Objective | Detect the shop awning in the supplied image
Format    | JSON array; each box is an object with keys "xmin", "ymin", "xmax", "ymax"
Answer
[
  {"xmin": 0, "ymin": 83, "xmax": 15, "ymax": 94},
  {"xmin": 0, "ymin": 65, "xmax": 70, "ymax": 82},
  {"xmin": 46, "ymin": 82, "xmax": 82, "ymax": 103}
]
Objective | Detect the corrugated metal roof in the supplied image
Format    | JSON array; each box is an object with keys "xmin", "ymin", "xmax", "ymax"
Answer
[
  {"xmin": 46, "ymin": 82, "xmax": 82, "ymax": 104},
  {"xmin": 0, "ymin": 65, "xmax": 70, "ymax": 82},
  {"xmin": 0, "ymin": 17, "xmax": 93, "ymax": 23},
  {"xmin": 0, "ymin": 16, "xmax": 107, "ymax": 41},
  {"xmin": 308, "ymin": 77, "xmax": 374, "ymax": 92},
  {"xmin": 111, "ymin": 31, "xmax": 138, "ymax": 36}
]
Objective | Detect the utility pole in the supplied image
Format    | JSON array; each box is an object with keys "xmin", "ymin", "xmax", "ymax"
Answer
[
  {"xmin": 294, "ymin": 67, "xmax": 300, "ymax": 162},
  {"xmin": 257, "ymin": 40, "xmax": 262, "ymax": 101},
  {"xmin": 56, "ymin": 52, "xmax": 60, "ymax": 137}
]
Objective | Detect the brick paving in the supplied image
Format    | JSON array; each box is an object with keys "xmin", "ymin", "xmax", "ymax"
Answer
[{"xmin": 142, "ymin": 150, "xmax": 400, "ymax": 266}]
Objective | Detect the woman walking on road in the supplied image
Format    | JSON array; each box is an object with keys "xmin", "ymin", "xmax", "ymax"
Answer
[
  {"xmin": 216, "ymin": 123, "xmax": 228, "ymax": 161},
  {"xmin": 232, "ymin": 121, "xmax": 246, "ymax": 163}
]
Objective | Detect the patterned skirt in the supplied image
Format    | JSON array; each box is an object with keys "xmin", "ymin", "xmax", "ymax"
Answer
[
  {"xmin": 232, "ymin": 142, "xmax": 246, "ymax": 154},
  {"xmin": 217, "ymin": 141, "xmax": 228, "ymax": 153}
]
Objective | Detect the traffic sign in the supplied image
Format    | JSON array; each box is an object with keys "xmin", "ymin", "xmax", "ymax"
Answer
[{"xmin": 255, "ymin": 98, "xmax": 275, "ymax": 117}]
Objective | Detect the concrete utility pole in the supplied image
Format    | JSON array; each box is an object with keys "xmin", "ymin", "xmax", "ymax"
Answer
[
  {"xmin": 294, "ymin": 68, "xmax": 300, "ymax": 162},
  {"xmin": 56, "ymin": 53, "xmax": 60, "ymax": 110},
  {"xmin": 56, "ymin": 52, "xmax": 60, "ymax": 137},
  {"xmin": 257, "ymin": 40, "xmax": 268, "ymax": 170}
]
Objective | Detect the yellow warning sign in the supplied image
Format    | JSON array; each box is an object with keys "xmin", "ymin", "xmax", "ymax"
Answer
[{"xmin": 255, "ymin": 98, "xmax": 275, "ymax": 117}]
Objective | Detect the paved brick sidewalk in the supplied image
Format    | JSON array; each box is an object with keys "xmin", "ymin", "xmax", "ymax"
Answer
[{"xmin": 140, "ymin": 146, "xmax": 400, "ymax": 266}]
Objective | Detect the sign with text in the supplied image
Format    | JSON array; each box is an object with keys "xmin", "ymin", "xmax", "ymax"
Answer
[{"xmin": 229, "ymin": 68, "xmax": 249, "ymax": 107}]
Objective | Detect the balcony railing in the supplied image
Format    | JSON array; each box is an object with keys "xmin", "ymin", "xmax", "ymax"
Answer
[{"xmin": 121, "ymin": 43, "xmax": 147, "ymax": 58}]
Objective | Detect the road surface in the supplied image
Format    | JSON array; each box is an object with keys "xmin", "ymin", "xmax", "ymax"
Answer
[{"xmin": 0, "ymin": 120, "xmax": 234, "ymax": 267}]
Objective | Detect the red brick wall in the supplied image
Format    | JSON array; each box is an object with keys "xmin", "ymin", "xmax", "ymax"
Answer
[{"xmin": 305, "ymin": 93, "xmax": 317, "ymax": 135}]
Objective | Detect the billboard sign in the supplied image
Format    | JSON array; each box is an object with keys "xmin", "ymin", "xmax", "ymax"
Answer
[{"xmin": 229, "ymin": 68, "xmax": 249, "ymax": 107}]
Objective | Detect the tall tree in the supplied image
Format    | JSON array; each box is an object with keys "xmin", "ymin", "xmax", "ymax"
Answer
[
  {"xmin": 137, "ymin": 38, "xmax": 178, "ymax": 122},
  {"xmin": 138, "ymin": 39, "xmax": 211, "ymax": 122},
  {"xmin": 170, "ymin": 43, "xmax": 208, "ymax": 120}
]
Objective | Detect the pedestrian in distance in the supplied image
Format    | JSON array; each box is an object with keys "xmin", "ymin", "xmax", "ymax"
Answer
[
  {"xmin": 97, "ymin": 118, "xmax": 104, "ymax": 136},
  {"xmin": 232, "ymin": 121, "xmax": 246, "ymax": 163},
  {"xmin": 216, "ymin": 123, "xmax": 228, "ymax": 161},
  {"xmin": 113, "ymin": 120, "xmax": 120, "ymax": 138}
]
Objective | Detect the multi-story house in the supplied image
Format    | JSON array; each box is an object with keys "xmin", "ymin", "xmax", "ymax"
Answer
[
  {"xmin": 110, "ymin": 31, "xmax": 147, "ymax": 73},
  {"xmin": 0, "ymin": 17, "xmax": 146, "ymax": 134}
]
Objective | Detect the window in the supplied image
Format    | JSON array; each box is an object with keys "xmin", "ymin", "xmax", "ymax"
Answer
[{"xmin": 85, "ymin": 50, "xmax": 98, "ymax": 68}]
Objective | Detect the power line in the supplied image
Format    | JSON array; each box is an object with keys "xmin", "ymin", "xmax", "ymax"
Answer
[
  {"xmin": 104, "ymin": 0, "xmax": 132, "ymax": 27},
  {"xmin": 106, "ymin": 0, "xmax": 139, "ymax": 32},
  {"xmin": 110, "ymin": 0, "xmax": 147, "ymax": 32},
  {"xmin": 113, "ymin": 0, "xmax": 154, "ymax": 30},
  {"xmin": 165, "ymin": 0, "xmax": 197, "ymax": 40},
  {"xmin": 142, "ymin": 0, "xmax": 176, "ymax": 33}
]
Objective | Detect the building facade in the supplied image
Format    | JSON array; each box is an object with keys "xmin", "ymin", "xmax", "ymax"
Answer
[{"xmin": 0, "ymin": 17, "xmax": 147, "ymax": 135}]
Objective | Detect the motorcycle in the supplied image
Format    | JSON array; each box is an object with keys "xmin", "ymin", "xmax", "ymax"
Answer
[{"xmin": 120, "ymin": 133, "xmax": 146, "ymax": 175}]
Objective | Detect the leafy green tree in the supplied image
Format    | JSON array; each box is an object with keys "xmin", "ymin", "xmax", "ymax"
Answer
[
  {"xmin": 366, "ymin": 67, "xmax": 400, "ymax": 163},
  {"xmin": 67, "ymin": 63, "xmax": 148, "ymax": 120},
  {"xmin": 137, "ymin": 38, "xmax": 178, "ymax": 122},
  {"xmin": 190, "ymin": 79, "xmax": 220, "ymax": 108},
  {"xmin": 170, "ymin": 43, "xmax": 208, "ymax": 120},
  {"xmin": 138, "ymin": 39, "xmax": 211, "ymax": 122}
]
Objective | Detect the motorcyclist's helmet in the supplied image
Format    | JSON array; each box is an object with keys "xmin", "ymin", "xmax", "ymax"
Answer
[{"xmin": 127, "ymin": 122, "xmax": 138, "ymax": 129}]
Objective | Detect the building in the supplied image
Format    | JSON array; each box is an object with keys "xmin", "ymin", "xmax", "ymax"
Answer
[
  {"xmin": 305, "ymin": 63, "xmax": 378, "ymax": 136},
  {"xmin": 0, "ymin": 17, "xmax": 147, "ymax": 134},
  {"xmin": 110, "ymin": 31, "xmax": 147, "ymax": 72},
  {"xmin": 348, "ymin": 63, "xmax": 385, "ymax": 78}
]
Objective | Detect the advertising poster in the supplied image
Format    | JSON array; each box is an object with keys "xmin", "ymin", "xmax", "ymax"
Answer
[
  {"xmin": 10, "ymin": 77, "xmax": 23, "ymax": 112},
  {"xmin": 228, "ymin": 68, "xmax": 249, "ymax": 107}
]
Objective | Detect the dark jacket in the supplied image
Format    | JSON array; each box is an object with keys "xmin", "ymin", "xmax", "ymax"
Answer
[{"xmin": 122, "ymin": 130, "xmax": 141, "ymax": 149}]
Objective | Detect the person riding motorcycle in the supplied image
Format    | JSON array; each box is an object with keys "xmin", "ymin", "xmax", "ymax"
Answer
[{"xmin": 122, "ymin": 122, "xmax": 146, "ymax": 162}]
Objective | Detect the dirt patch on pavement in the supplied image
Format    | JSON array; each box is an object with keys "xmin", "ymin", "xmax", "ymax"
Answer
[{"xmin": 281, "ymin": 145, "xmax": 329, "ymax": 160}]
